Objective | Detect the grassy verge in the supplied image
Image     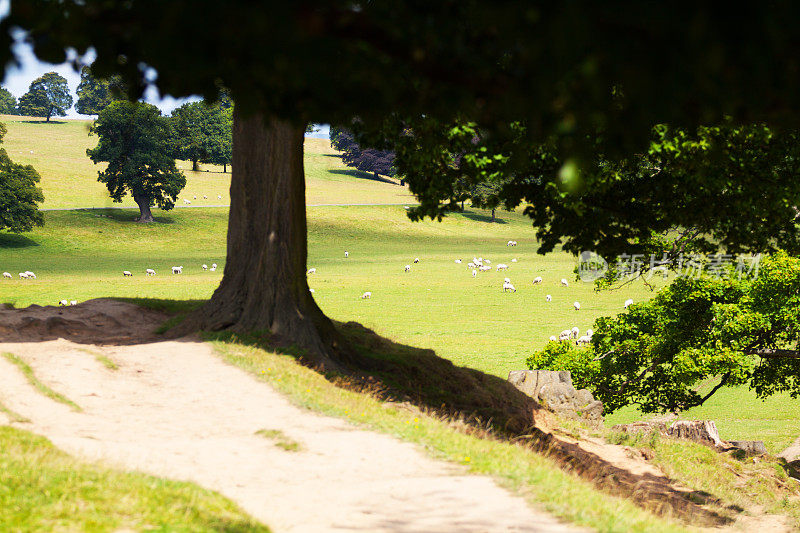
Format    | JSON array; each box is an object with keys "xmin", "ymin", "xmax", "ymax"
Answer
[
  {"xmin": 208, "ymin": 334, "xmax": 689, "ymax": 533},
  {"xmin": 1, "ymin": 352, "xmax": 82, "ymax": 412},
  {"xmin": 78, "ymin": 348, "xmax": 119, "ymax": 371},
  {"xmin": 255, "ymin": 429, "xmax": 303, "ymax": 452},
  {"xmin": 607, "ymin": 430, "xmax": 800, "ymax": 527},
  {"xmin": 0, "ymin": 426, "xmax": 270, "ymax": 532}
]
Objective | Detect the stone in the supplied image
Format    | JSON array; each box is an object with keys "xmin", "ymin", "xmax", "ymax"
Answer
[
  {"xmin": 666, "ymin": 420, "xmax": 725, "ymax": 447},
  {"xmin": 507, "ymin": 370, "xmax": 604, "ymax": 428},
  {"xmin": 728, "ymin": 440, "xmax": 768, "ymax": 455},
  {"xmin": 778, "ymin": 436, "xmax": 800, "ymax": 463},
  {"xmin": 612, "ymin": 421, "xmax": 668, "ymax": 435}
]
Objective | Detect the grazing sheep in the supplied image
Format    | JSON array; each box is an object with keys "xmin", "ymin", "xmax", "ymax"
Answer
[
  {"xmin": 307, "ymin": 268, "xmax": 316, "ymax": 274},
  {"xmin": 25, "ymin": 271, "xmax": 36, "ymax": 279},
  {"xmin": 507, "ymin": 240, "xmax": 517, "ymax": 246},
  {"xmin": 202, "ymin": 264, "xmax": 208, "ymax": 270},
  {"xmin": 361, "ymin": 291, "xmax": 372, "ymax": 299},
  {"xmin": 546, "ymin": 294, "xmax": 552, "ymax": 302},
  {"xmin": 467, "ymin": 262, "xmax": 476, "ymax": 269},
  {"xmin": 571, "ymin": 326, "xmax": 580, "ymax": 338},
  {"xmin": 193, "ymin": 195, "xmax": 197, "ymax": 199},
  {"xmin": 123, "ymin": 270, "xmax": 133, "ymax": 277},
  {"xmin": 560, "ymin": 278, "xmax": 569, "ymax": 286},
  {"xmin": 2, "ymin": 272, "xmax": 10, "ymax": 279},
  {"xmin": 309, "ymin": 288, "xmax": 315, "ymax": 293},
  {"xmin": 203, "ymin": 195, "xmax": 208, "ymax": 199},
  {"xmin": 576, "ymin": 335, "xmax": 592, "ymax": 345},
  {"xmin": 549, "ymin": 335, "xmax": 557, "ymax": 342},
  {"xmin": 558, "ymin": 329, "xmax": 572, "ymax": 341},
  {"xmin": 19, "ymin": 272, "xmax": 28, "ymax": 279},
  {"xmin": 210, "ymin": 266, "xmax": 216, "ymax": 272},
  {"xmin": 624, "ymin": 298, "xmax": 634, "ymax": 309},
  {"xmin": 183, "ymin": 199, "xmax": 191, "ymax": 205},
  {"xmin": 345, "ymin": 251, "xmax": 349, "ymax": 258},
  {"xmin": 217, "ymin": 195, "xmax": 222, "ymax": 199},
  {"xmin": 586, "ymin": 329, "xmax": 594, "ymax": 337},
  {"xmin": 573, "ymin": 301, "xmax": 581, "ymax": 311},
  {"xmin": 59, "ymin": 299, "xmax": 68, "ymax": 306},
  {"xmin": 502, "ymin": 281, "xmax": 516, "ymax": 292},
  {"xmin": 484, "ymin": 259, "xmax": 491, "ymax": 265},
  {"xmin": 511, "ymin": 258, "xmax": 517, "ymax": 262},
  {"xmin": 496, "ymin": 264, "xmax": 508, "ymax": 271},
  {"xmin": 454, "ymin": 259, "xmax": 462, "ymax": 264},
  {"xmin": 480, "ymin": 265, "xmax": 492, "ymax": 272},
  {"xmin": 532, "ymin": 276, "xmax": 542, "ymax": 284},
  {"xmin": 471, "ymin": 269, "xmax": 477, "ymax": 277},
  {"xmin": 404, "ymin": 264, "xmax": 411, "ymax": 272},
  {"xmin": 172, "ymin": 266, "xmax": 183, "ymax": 274},
  {"xmin": 146, "ymin": 268, "xmax": 156, "ymax": 276},
  {"xmin": 504, "ymin": 277, "xmax": 511, "ymax": 283},
  {"xmin": 413, "ymin": 258, "xmax": 420, "ymax": 263},
  {"xmin": 70, "ymin": 300, "xmax": 77, "ymax": 306}
]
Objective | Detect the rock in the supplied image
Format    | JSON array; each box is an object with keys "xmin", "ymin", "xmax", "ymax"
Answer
[
  {"xmin": 507, "ymin": 370, "xmax": 603, "ymax": 428},
  {"xmin": 778, "ymin": 436, "xmax": 800, "ymax": 463},
  {"xmin": 728, "ymin": 440, "xmax": 768, "ymax": 455},
  {"xmin": 612, "ymin": 421, "xmax": 668, "ymax": 435},
  {"xmin": 666, "ymin": 420, "xmax": 725, "ymax": 447}
]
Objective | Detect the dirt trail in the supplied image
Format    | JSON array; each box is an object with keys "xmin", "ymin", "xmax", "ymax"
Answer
[{"xmin": 0, "ymin": 300, "xmax": 580, "ymax": 532}]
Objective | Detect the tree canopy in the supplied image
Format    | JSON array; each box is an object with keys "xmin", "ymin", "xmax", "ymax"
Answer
[
  {"xmin": 330, "ymin": 127, "xmax": 396, "ymax": 179},
  {"xmin": 10, "ymin": 3, "xmax": 800, "ymax": 369},
  {"xmin": 75, "ymin": 66, "xmax": 123, "ymax": 115},
  {"xmin": 17, "ymin": 71, "xmax": 72, "ymax": 121},
  {"xmin": 0, "ymin": 88, "xmax": 17, "ymax": 114},
  {"xmin": 87, "ymin": 101, "xmax": 186, "ymax": 223},
  {"xmin": 0, "ymin": 122, "xmax": 44, "ymax": 232},
  {"xmin": 170, "ymin": 101, "xmax": 232, "ymax": 172}
]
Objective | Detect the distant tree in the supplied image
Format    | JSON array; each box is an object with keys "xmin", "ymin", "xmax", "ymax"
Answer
[
  {"xmin": 171, "ymin": 101, "xmax": 231, "ymax": 171},
  {"xmin": 0, "ymin": 122, "xmax": 44, "ymax": 232},
  {"xmin": 87, "ymin": 101, "xmax": 186, "ymax": 223},
  {"xmin": 330, "ymin": 126, "xmax": 396, "ymax": 181},
  {"xmin": 75, "ymin": 66, "xmax": 124, "ymax": 115},
  {"xmin": 17, "ymin": 72, "xmax": 73, "ymax": 121},
  {"xmin": 0, "ymin": 88, "xmax": 17, "ymax": 115}
]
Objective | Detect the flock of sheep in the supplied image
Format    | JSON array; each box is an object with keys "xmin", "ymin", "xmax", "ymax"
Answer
[
  {"xmin": 6, "ymin": 271, "xmax": 35, "ymax": 279},
  {"xmin": 121, "ymin": 263, "xmax": 218, "ymax": 277},
  {"xmin": 182, "ymin": 194, "xmax": 223, "ymax": 205}
]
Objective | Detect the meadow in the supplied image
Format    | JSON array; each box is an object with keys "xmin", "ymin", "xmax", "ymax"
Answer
[{"xmin": 2, "ymin": 114, "xmax": 799, "ymax": 456}]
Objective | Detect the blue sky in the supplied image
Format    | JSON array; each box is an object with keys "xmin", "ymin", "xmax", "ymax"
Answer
[{"xmin": 1, "ymin": 34, "xmax": 330, "ymax": 138}]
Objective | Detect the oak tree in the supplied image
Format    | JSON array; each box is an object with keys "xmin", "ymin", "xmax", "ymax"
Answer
[
  {"xmin": 17, "ymin": 71, "xmax": 72, "ymax": 121},
  {"xmin": 0, "ymin": 122, "xmax": 44, "ymax": 232}
]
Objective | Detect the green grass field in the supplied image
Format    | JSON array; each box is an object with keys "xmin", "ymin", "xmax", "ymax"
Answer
[{"xmin": 0, "ymin": 115, "xmax": 414, "ymax": 208}]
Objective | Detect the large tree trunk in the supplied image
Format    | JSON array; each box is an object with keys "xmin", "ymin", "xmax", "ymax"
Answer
[
  {"xmin": 223, "ymin": 163, "xmax": 227, "ymax": 173},
  {"xmin": 491, "ymin": 208, "xmax": 496, "ymax": 222},
  {"xmin": 133, "ymin": 194, "xmax": 154, "ymax": 223},
  {"xmin": 192, "ymin": 159, "xmax": 200, "ymax": 171},
  {"xmin": 177, "ymin": 110, "xmax": 355, "ymax": 372}
]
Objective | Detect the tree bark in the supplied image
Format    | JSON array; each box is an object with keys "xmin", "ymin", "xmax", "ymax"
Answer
[
  {"xmin": 177, "ymin": 109, "xmax": 355, "ymax": 372},
  {"xmin": 133, "ymin": 194, "xmax": 154, "ymax": 223},
  {"xmin": 192, "ymin": 159, "xmax": 199, "ymax": 171},
  {"xmin": 223, "ymin": 163, "xmax": 227, "ymax": 173},
  {"xmin": 491, "ymin": 208, "xmax": 496, "ymax": 222}
]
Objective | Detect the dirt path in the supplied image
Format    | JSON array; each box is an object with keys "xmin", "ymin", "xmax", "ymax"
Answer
[{"xmin": 0, "ymin": 302, "xmax": 580, "ymax": 532}]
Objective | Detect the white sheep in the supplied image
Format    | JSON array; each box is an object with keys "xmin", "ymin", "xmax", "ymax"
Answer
[
  {"xmin": 202, "ymin": 264, "xmax": 208, "ymax": 270},
  {"xmin": 59, "ymin": 299, "xmax": 68, "ymax": 306},
  {"xmin": 546, "ymin": 294, "xmax": 552, "ymax": 302},
  {"xmin": 309, "ymin": 288, "xmax": 315, "ymax": 293},
  {"xmin": 532, "ymin": 276, "xmax": 542, "ymax": 284},
  {"xmin": 193, "ymin": 195, "xmax": 197, "ymax": 199},
  {"xmin": 2, "ymin": 272, "xmax": 10, "ymax": 279},
  {"xmin": 183, "ymin": 199, "xmax": 191, "ymax": 205},
  {"xmin": 624, "ymin": 298, "xmax": 634, "ymax": 309},
  {"xmin": 549, "ymin": 335, "xmax": 557, "ymax": 342},
  {"xmin": 558, "ymin": 329, "xmax": 572, "ymax": 341},
  {"xmin": 484, "ymin": 259, "xmax": 491, "ymax": 265},
  {"xmin": 345, "ymin": 251, "xmax": 349, "ymax": 258},
  {"xmin": 404, "ymin": 264, "xmax": 411, "ymax": 272},
  {"xmin": 172, "ymin": 266, "xmax": 183, "ymax": 274},
  {"xmin": 361, "ymin": 291, "xmax": 372, "ymax": 299},
  {"xmin": 471, "ymin": 269, "xmax": 477, "ymax": 277},
  {"xmin": 573, "ymin": 301, "xmax": 581, "ymax": 311},
  {"xmin": 511, "ymin": 258, "xmax": 517, "ymax": 263},
  {"xmin": 467, "ymin": 262, "xmax": 476, "ymax": 269},
  {"xmin": 479, "ymin": 265, "xmax": 491, "ymax": 272},
  {"xmin": 24, "ymin": 271, "xmax": 35, "ymax": 279},
  {"xmin": 504, "ymin": 277, "xmax": 511, "ymax": 283},
  {"xmin": 560, "ymin": 278, "xmax": 569, "ymax": 286},
  {"xmin": 123, "ymin": 270, "xmax": 133, "ymax": 277},
  {"xmin": 571, "ymin": 326, "xmax": 580, "ymax": 338},
  {"xmin": 502, "ymin": 281, "xmax": 516, "ymax": 292},
  {"xmin": 146, "ymin": 268, "xmax": 156, "ymax": 276},
  {"xmin": 203, "ymin": 195, "xmax": 208, "ymax": 199},
  {"xmin": 210, "ymin": 266, "xmax": 216, "ymax": 272},
  {"xmin": 507, "ymin": 240, "xmax": 516, "ymax": 246},
  {"xmin": 70, "ymin": 300, "xmax": 77, "ymax": 306},
  {"xmin": 212, "ymin": 263, "xmax": 217, "ymax": 269},
  {"xmin": 413, "ymin": 258, "xmax": 420, "ymax": 263},
  {"xmin": 576, "ymin": 335, "xmax": 592, "ymax": 345},
  {"xmin": 496, "ymin": 264, "xmax": 508, "ymax": 271},
  {"xmin": 307, "ymin": 268, "xmax": 316, "ymax": 274},
  {"xmin": 19, "ymin": 272, "xmax": 28, "ymax": 279},
  {"xmin": 217, "ymin": 195, "xmax": 222, "ymax": 199},
  {"xmin": 454, "ymin": 259, "xmax": 462, "ymax": 264}
]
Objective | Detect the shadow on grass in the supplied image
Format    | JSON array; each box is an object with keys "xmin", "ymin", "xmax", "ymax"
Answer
[
  {"xmin": 17, "ymin": 120, "xmax": 67, "ymax": 124},
  {"xmin": 0, "ymin": 233, "xmax": 39, "ymax": 249},
  {"xmin": 79, "ymin": 209, "xmax": 176, "ymax": 224},
  {"xmin": 460, "ymin": 211, "xmax": 508, "ymax": 224},
  {"xmin": 328, "ymin": 169, "xmax": 399, "ymax": 186}
]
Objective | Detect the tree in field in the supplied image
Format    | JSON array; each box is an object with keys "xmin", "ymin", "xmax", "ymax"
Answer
[
  {"xmin": 86, "ymin": 101, "xmax": 186, "ymax": 223},
  {"xmin": 0, "ymin": 122, "xmax": 44, "ymax": 232},
  {"xmin": 330, "ymin": 126, "xmax": 396, "ymax": 181},
  {"xmin": 528, "ymin": 252, "xmax": 800, "ymax": 414},
  {"xmin": 171, "ymin": 101, "xmax": 231, "ymax": 172},
  {"xmin": 75, "ymin": 66, "xmax": 123, "ymax": 115},
  {"xmin": 12, "ymin": 3, "xmax": 800, "ymax": 371},
  {"xmin": 17, "ymin": 72, "xmax": 73, "ymax": 121},
  {"xmin": 0, "ymin": 88, "xmax": 17, "ymax": 115}
]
